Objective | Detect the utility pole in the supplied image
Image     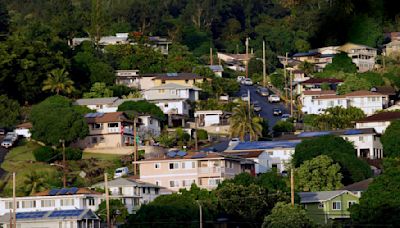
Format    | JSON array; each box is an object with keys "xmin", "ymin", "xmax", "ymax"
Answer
[
  {"xmin": 291, "ymin": 168, "xmax": 295, "ymax": 207},
  {"xmin": 194, "ymin": 115, "xmax": 199, "ymax": 151},
  {"xmin": 245, "ymin": 37, "xmax": 249, "ymax": 78},
  {"xmin": 133, "ymin": 118, "xmax": 138, "ymax": 176},
  {"xmin": 104, "ymin": 173, "xmax": 111, "ymax": 228},
  {"xmin": 290, "ymin": 70, "xmax": 293, "ymax": 116},
  {"xmin": 263, "ymin": 40, "xmax": 267, "ymax": 87},
  {"xmin": 196, "ymin": 201, "xmax": 203, "ymax": 228},
  {"xmin": 284, "ymin": 52, "xmax": 288, "ymax": 99},
  {"xmin": 12, "ymin": 172, "xmax": 16, "ymax": 228},
  {"xmin": 61, "ymin": 140, "xmax": 66, "ymax": 188},
  {"xmin": 247, "ymin": 89, "xmax": 252, "ymax": 141},
  {"xmin": 210, "ymin": 47, "xmax": 213, "ymax": 65}
]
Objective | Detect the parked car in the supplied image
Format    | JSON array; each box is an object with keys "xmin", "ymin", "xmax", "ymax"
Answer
[
  {"xmin": 237, "ymin": 76, "xmax": 245, "ymax": 82},
  {"xmin": 6, "ymin": 132, "xmax": 18, "ymax": 142},
  {"xmin": 273, "ymin": 108, "xmax": 282, "ymax": 116},
  {"xmin": 241, "ymin": 93, "xmax": 249, "ymax": 101},
  {"xmin": 242, "ymin": 78, "xmax": 253, "ymax": 85},
  {"xmin": 253, "ymin": 104, "xmax": 262, "ymax": 112},
  {"xmin": 268, "ymin": 94, "xmax": 281, "ymax": 103},
  {"xmin": 0, "ymin": 128, "xmax": 5, "ymax": 135},
  {"xmin": 1, "ymin": 139, "xmax": 13, "ymax": 148},
  {"xmin": 259, "ymin": 88, "xmax": 269, "ymax": 97},
  {"xmin": 281, "ymin": 114, "xmax": 291, "ymax": 121},
  {"xmin": 114, "ymin": 167, "xmax": 129, "ymax": 179},
  {"xmin": 229, "ymin": 138, "xmax": 240, "ymax": 146}
]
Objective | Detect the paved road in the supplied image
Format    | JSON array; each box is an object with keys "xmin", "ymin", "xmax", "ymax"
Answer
[{"xmin": 239, "ymin": 84, "xmax": 288, "ymax": 128}]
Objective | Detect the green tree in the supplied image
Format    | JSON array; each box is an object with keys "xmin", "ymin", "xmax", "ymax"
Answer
[
  {"xmin": 324, "ymin": 53, "xmax": 357, "ymax": 73},
  {"xmin": 311, "ymin": 106, "xmax": 366, "ymax": 130},
  {"xmin": 257, "ymin": 171, "xmax": 289, "ymax": 192},
  {"xmin": 23, "ymin": 171, "xmax": 48, "ymax": 196},
  {"xmin": 337, "ymin": 74, "xmax": 371, "ymax": 94},
  {"xmin": 350, "ymin": 158, "xmax": 400, "ymax": 226},
  {"xmin": 348, "ymin": 14, "xmax": 383, "ymax": 47},
  {"xmin": 262, "ymin": 202, "xmax": 314, "ymax": 228},
  {"xmin": 83, "ymin": 82, "xmax": 113, "ymax": 98},
  {"xmin": 97, "ymin": 199, "xmax": 129, "ymax": 225},
  {"xmin": 118, "ymin": 100, "xmax": 165, "ymax": 120},
  {"xmin": 42, "ymin": 68, "xmax": 75, "ymax": 95},
  {"xmin": 296, "ymin": 155, "xmax": 343, "ymax": 192},
  {"xmin": 0, "ymin": 0, "xmax": 9, "ymax": 38},
  {"xmin": 0, "ymin": 95, "xmax": 20, "ymax": 128},
  {"xmin": 381, "ymin": 120, "xmax": 400, "ymax": 157},
  {"xmin": 273, "ymin": 121, "xmax": 294, "ymax": 134},
  {"xmin": 298, "ymin": 61, "xmax": 315, "ymax": 75},
  {"xmin": 293, "ymin": 135, "xmax": 371, "ymax": 185},
  {"xmin": 270, "ymin": 72, "xmax": 285, "ymax": 91},
  {"xmin": 230, "ymin": 102, "xmax": 263, "ymax": 141},
  {"xmin": 30, "ymin": 96, "xmax": 89, "ymax": 146}
]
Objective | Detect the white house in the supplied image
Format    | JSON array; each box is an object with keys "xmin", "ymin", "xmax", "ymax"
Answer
[
  {"xmin": 150, "ymin": 99, "xmax": 189, "ymax": 116},
  {"xmin": 91, "ymin": 178, "xmax": 169, "ymax": 214},
  {"xmin": 207, "ymin": 65, "xmax": 224, "ymax": 77},
  {"xmin": 339, "ymin": 43, "xmax": 377, "ymax": 72},
  {"xmin": 355, "ymin": 111, "xmax": 400, "ymax": 134},
  {"xmin": 137, "ymin": 115, "xmax": 161, "ymax": 138},
  {"xmin": 14, "ymin": 122, "xmax": 32, "ymax": 138},
  {"xmin": 346, "ymin": 91, "xmax": 387, "ymax": 115},
  {"xmin": 194, "ymin": 110, "xmax": 224, "ymax": 127},
  {"xmin": 222, "ymin": 151, "xmax": 270, "ymax": 174},
  {"xmin": 301, "ymin": 90, "xmax": 338, "ymax": 114},
  {"xmin": 143, "ymin": 83, "xmax": 201, "ymax": 102},
  {"xmin": 73, "ymin": 97, "xmax": 120, "ymax": 113}
]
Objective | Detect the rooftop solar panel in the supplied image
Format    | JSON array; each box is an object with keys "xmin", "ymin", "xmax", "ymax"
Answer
[
  {"xmin": 297, "ymin": 131, "xmax": 331, "ymax": 138},
  {"xmin": 49, "ymin": 189, "xmax": 60, "ymax": 196},
  {"xmin": 166, "ymin": 151, "xmax": 177, "ymax": 158},
  {"xmin": 233, "ymin": 140, "xmax": 302, "ymax": 150},
  {"xmin": 58, "ymin": 188, "xmax": 69, "ymax": 195},
  {"xmin": 16, "ymin": 211, "xmax": 47, "ymax": 219},
  {"xmin": 176, "ymin": 151, "xmax": 187, "ymax": 157},
  {"xmin": 49, "ymin": 209, "xmax": 84, "ymax": 218},
  {"xmin": 344, "ymin": 129, "xmax": 363, "ymax": 135},
  {"xmin": 167, "ymin": 73, "xmax": 178, "ymax": 77},
  {"xmin": 68, "ymin": 187, "xmax": 79, "ymax": 194},
  {"xmin": 191, "ymin": 153, "xmax": 207, "ymax": 159}
]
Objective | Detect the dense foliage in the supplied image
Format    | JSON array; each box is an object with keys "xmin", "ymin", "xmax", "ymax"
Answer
[
  {"xmin": 118, "ymin": 100, "xmax": 165, "ymax": 120},
  {"xmin": 381, "ymin": 120, "xmax": 400, "ymax": 157},
  {"xmin": 262, "ymin": 202, "xmax": 314, "ymax": 228},
  {"xmin": 0, "ymin": 95, "xmax": 20, "ymax": 128}
]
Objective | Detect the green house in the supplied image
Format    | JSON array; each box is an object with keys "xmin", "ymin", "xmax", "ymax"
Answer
[{"xmin": 298, "ymin": 190, "xmax": 360, "ymax": 224}]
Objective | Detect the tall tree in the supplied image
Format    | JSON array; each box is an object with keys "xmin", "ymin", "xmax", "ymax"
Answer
[
  {"xmin": 42, "ymin": 68, "xmax": 75, "ymax": 95},
  {"xmin": 0, "ymin": 95, "xmax": 20, "ymax": 128},
  {"xmin": 83, "ymin": 82, "xmax": 113, "ymax": 98},
  {"xmin": 381, "ymin": 120, "xmax": 400, "ymax": 158},
  {"xmin": 23, "ymin": 171, "xmax": 48, "ymax": 196},
  {"xmin": 230, "ymin": 102, "xmax": 263, "ymax": 141},
  {"xmin": 262, "ymin": 202, "xmax": 314, "ymax": 228}
]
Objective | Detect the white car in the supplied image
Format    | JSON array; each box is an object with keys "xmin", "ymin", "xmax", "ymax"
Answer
[
  {"xmin": 281, "ymin": 114, "xmax": 291, "ymax": 121},
  {"xmin": 229, "ymin": 138, "xmax": 240, "ymax": 146},
  {"xmin": 241, "ymin": 93, "xmax": 249, "ymax": 101},
  {"xmin": 1, "ymin": 139, "xmax": 13, "ymax": 148},
  {"xmin": 114, "ymin": 167, "xmax": 129, "ymax": 179},
  {"xmin": 237, "ymin": 76, "xmax": 245, "ymax": 82},
  {"xmin": 268, "ymin": 94, "xmax": 281, "ymax": 103},
  {"xmin": 242, "ymin": 78, "xmax": 253, "ymax": 85}
]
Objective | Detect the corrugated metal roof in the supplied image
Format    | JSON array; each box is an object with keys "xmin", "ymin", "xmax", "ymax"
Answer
[{"xmin": 233, "ymin": 140, "xmax": 301, "ymax": 150}]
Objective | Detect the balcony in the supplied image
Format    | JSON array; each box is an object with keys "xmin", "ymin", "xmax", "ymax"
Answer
[{"xmin": 198, "ymin": 167, "xmax": 236, "ymax": 177}]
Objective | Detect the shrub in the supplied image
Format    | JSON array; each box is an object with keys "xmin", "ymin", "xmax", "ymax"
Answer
[
  {"xmin": 62, "ymin": 147, "xmax": 83, "ymax": 160},
  {"xmin": 33, "ymin": 146, "xmax": 58, "ymax": 163},
  {"xmin": 197, "ymin": 129, "xmax": 208, "ymax": 140}
]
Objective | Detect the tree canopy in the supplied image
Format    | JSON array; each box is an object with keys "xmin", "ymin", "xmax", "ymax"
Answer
[
  {"xmin": 262, "ymin": 202, "xmax": 314, "ymax": 228},
  {"xmin": 0, "ymin": 95, "xmax": 20, "ymax": 128},
  {"xmin": 381, "ymin": 120, "xmax": 400, "ymax": 157},
  {"xmin": 118, "ymin": 100, "xmax": 165, "ymax": 120},
  {"xmin": 306, "ymin": 106, "xmax": 366, "ymax": 130}
]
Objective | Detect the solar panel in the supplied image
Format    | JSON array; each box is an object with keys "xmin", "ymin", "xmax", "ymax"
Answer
[
  {"xmin": 191, "ymin": 153, "xmax": 207, "ymax": 159},
  {"xmin": 93, "ymin": 112, "xmax": 104, "ymax": 117},
  {"xmin": 344, "ymin": 129, "xmax": 363, "ymax": 135},
  {"xmin": 84, "ymin": 113, "xmax": 94, "ymax": 118},
  {"xmin": 49, "ymin": 210, "xmax": 84, "ymax": 218},
  {"xmin": 233, "ymin": 141, "xmax": 302, "ymax": 150},
  {"xmin": 68, "ymin": 187, "xmax": 79, "ymax": 194},
  {"xmin": 167, "ymin": 151, "xmax": 177, "ymax": 158},
  {"xmin": 298, "ymin": 131, "xmax": 331, "ymax": 138},
  {"xmin": 176, "ymin": 151, "xmax": 187, "ymax": 157},
  {"xmin": 49, "ymin": 189, "xmax": 60, "ymax": 196},
  {"xmin": 58, "ymin": 188, "xmax": 69, "ymax": 195},
  {"xmin": 16, "ymin": 211, "xmax": 47, "ymax": 219},
  {"xmin": 167, "ymin": 73, "xmax": 178, "ymax": 77}
]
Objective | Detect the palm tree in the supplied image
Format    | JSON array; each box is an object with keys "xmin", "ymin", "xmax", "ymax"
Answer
[
  {"xmin": 229, "ymin": 102, "xmax": 263, "ymax": 141},
  {"xmin": 23, "ymin": 171, "xmax": 48, "ymax": 195},
  {"xmin": 42, "ymin": 68, "xmax": 75, "ymax": 95}
]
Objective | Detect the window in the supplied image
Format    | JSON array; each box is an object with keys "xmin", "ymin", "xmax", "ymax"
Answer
[
  {"xmin": 5, "ymin": 201, "xmax": 12, "ymax": 209},
  {"xmin": 348, "ymin": 201, "xmax": 357, "ymax": 208},
  {"xmin": 147, "ymin": 187, "xmax": 150, "ymax": 193},
  {"xmin": 170, "ymin": 180, "xmax": 179, "ymax": 187},
  {"xmin": 60, "ymin": 199, "xmax": 74, "ymax": 206},
  {"xmin": 155, "ymin": 180, "xmax": 161, "ymax": 186},
  {"xmin": 108, "ymin": 123, "xmax": 119, "ymax": 128},
  {"xmin": 164, "ymin": 103, "xmax": 169, "ymax": 108},
  {"xmin": 161, "ymin": 80, "xmax": 166, "ymax": 84},
  {"xmin": 182, "ymin": 161, "xmax": 195, "ymax": 169},
  {"xmin": 150, "ymin": 119, "xmax": 153, "ymax": 124},
  {"xmin": 155, "ymin": 188, "xmax": 159, "ymax": 195},
  {"xmin": 86, "ymin": 198, "xmax": 95, "ymax": 206},
  {"xmin": 359, "ymin": 136, "xmax": 364, "ymax": 142},
  {"xmin": 318, "ymin": 203, "xmax": 324, "ymax": 209},
  {"xmin": 99, "ymin": 136, "xmax": 105, "ymax": 143},
  {"xmin": 332, "ymin": 201, "xmax": 341, "ymax": 210},
  {"xmin": 92, "ymin": 123, "xmax": 102, "ymax": 129},
  {"xmin": 154, "ymin": 163, "xmax": 161, "ymax": 169},
  {"xmin": 183, "ymin": 179, "xmax": 195, "ymax": 187},
  {"xmin": 169, "ymin": 162, "xmax": 179, "ymax": 169},
  {"xmin": 142, "ymin": 188, "xmax": 146, "ymax": 194},
  {"xmin": 159, "ymin": 89, "xmax": 165, "ymax": 93},
  {"xmin": 208, "ymin": 178, "xmax": 221, "ymax": 186},
  {"xmin": 185, "ymin": 79, "xmax": 189, "ymax": 84},
  {"xmin": 91, "ymin": 137, "xmax": 98, "ymax": 144},
  {"xmin": 41, "ymin": 200, "xmax": 55, "ymax": 207}
]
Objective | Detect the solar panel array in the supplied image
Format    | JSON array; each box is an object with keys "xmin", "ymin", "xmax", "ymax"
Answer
[
  {"xmin": 176, "ymin": 151, "xmax": 187, "ymax": 157},
  {"xmin": 166, "ymin": 151, "xmax": 177, "ymax": 158},
  {"xmin": 191, "ymin": 153, "xmax": 207, "ymax": 159},
  {"xmin": 344, "ymin": 129, "xmax": 363, "ymax": 135},
  {"xmin": 84, "ymin": 112, "xmax": 105, "ymax": 118},
  {"xmin": 166, "ymin": 73, "xmax": 178, "ymax": 77},
  {"xmin": 48, "ymin": 187, "xmax": 80, "ymax": 196},
  {"xmin": 233, "ymin": 140, "xmax": 302, "ymax": 150},
  {"xmin": 297, "ymin": 131, "xmax": 331, "ymax": 138},
  {"xmin": 49, "ymin": 209, "xmax": 84, "ymax": 218},
  {"xmin": 16, "ymin": 211, "xmax": 47, "ymax": 219}
]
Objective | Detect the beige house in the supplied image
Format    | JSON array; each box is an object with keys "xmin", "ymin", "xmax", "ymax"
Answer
[
  {"xmin": 142, "ymin": 73, "xmax": 206, "ymax": 87},
  {"xmin": 135, "ymin": 152, "xmax": 250, "ymax": 191},
  {"xmin": 75, "ymin": 112, "xmax": 138, "ymax": 150}
]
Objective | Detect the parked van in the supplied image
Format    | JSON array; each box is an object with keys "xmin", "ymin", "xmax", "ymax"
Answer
[{"xmin": 114, "ymin": 167, "xmax": 129, "ymax": 179}]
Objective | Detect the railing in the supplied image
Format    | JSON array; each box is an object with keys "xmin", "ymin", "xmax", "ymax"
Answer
[
  {"xmin": 108, "ymin": 127, "xmax": 120, "ymax": 133},
  {"xmin": 198, "ymin": 167, "xmax": 222, "ymax": 175}
]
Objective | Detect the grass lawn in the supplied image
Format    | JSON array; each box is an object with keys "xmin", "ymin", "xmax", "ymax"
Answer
[{"xmin": 82, "ymin": 152, "xmax": 122, "ymax": 161}]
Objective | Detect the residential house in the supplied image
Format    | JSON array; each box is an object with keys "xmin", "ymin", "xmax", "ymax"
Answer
[
  {"xmin": 384, "ymin": 32, "xmax": 400, "ymax": 42},
  {"xmin": 135, "ymin": 152, "xmax": 253, "ymax": 191},
  {"xmin": 296, "ymin": 78, "xmax": 343, "ymax": 95},
  {"xmin": 291, "ymin": 70, "xmax": 310, "ymax": 83},
  {"xmin": 299, "ymin": 190, "xmax": 360, "ymax": 224},
  {"xmin": 92, "ymin": 178, "xmax": 170, "ymax": 213},
  {"xmin": 217, "ymin": 52, "xmax": 254, "ymax": 72},
  {"xmin": 75, "ymin": 112, "xmax": 137, "ymax": 150},
  {"xmin": 222, "ymin": 150, "xmax": 271, "ymax": 174},
  {"xmin": 383, "ymin": 40, "xmax": 400, "ymax": 57},
  {"xmin": 14, "ymin": 122, "xmax": 32, "ymax": 138},
  {"xmin": 193, "ymin": 110, "xmax": 230, "ymax": 134},
  {"xmin": 292, "ymin": 51, "xmax": 320, "ymax": 63},
  {"xmin": 341, "ymin": 178, "xmax": 373, "ymax": 197},
  {"xmin": 339, "ymin": 43, "xmax": 377, "ymax": 72},
  {"xmin": 224, "ymin": 140, "xmax": 302, "ymax": 173},
  {"xmin": 71, "ymin": 33, "xmax": 129, "ymax": 47},
  {"xmin": 147, "ymin": 73, "xmax": 206, "ymax": 87},
  {"xmin": 355, "ymin": 111, "xmax": 400, "ymax": 134},
  {"xmin": 115, "ymin": 70, "xmax": 140, "ymax": 88},
  {"xmin": 207, "ymin": 65, "xmax": 224, "ymax": 77},
  {"xmin": 147, "ymin": 36, "xmax": 172, "ymax": 55},
  {"xmin": 370, "ymin": 86, "xmax": 397, "ymax": 106},
  {"xmin": 277, "ymin": 128, "xmax": 383, "ymax": 159},
  {"xmin": 143, "ymin": 83, "xmax": 201, "ymax": 102},
  {"xmin": 300, "ymin": 90, "xmax": 338, "ymax": 114},
  {"xmin": 0, "ymin": 209, "xmax": 100, "ymax": 228},
  {"xmin": 73, "ymin": 97, "xmax": 120, "ymax": 113},
  {"xmin": 301, "ymin": 90, "xmax": 388, "ymax": 116},
  {"xmin": 137, "ymin": 115, "xmax": 162, "ymax": 139},
  {"xmin": 0, "ymin": 187, "xmax": 102, "ymax": 216}
]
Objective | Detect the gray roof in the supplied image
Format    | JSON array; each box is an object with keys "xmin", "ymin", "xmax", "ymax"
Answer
[
  {"xmin": 298, "ymin": 190, "xmax": 355, "ymax": 203},
  {"xmin": 147, "ymin": 83, "xmax": 201, "ymax": 91},
  {"xmin": 74, "ymin": 97, "xmax": 119, "ymax": 106},
  {"xmin": 112, "ymin": 98, "xmax": 145, "ymax": 107},
  {"xmin": 92, "ymin": 178, "xmax": 161, "ymax": 189}
]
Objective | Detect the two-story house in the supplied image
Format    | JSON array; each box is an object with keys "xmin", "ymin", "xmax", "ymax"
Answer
[
  {"xmin": 339, "ymin": 43, "xmax": 377, "ymax": 72},
  {"xmin": 296, "ymin": 78, "xmax": 343, "ymax": 95},
  {"xmin": 301, "ymin": 90, "xmax": 338, "ymax": 114},
  {"xmin": 75, "ymin": 112, "xmax": 137, "ymax": 150},
  {"xmin": 143, "ymin": 73, "xmax": 206, "ymax": 87},
  {"xmin": 356, "ymin": 111, "xmax": 400, "ymax": 134},
  {"xmin": 74, "ymin": 97, "xmax": 120, "ymax": 113},
  {"xmin": 91, "ymin": 178, "xmax": 170, "ymax": 214},
  {"xmin": 143, "ymin": 83, "xmax": 201, "ymax": 102},
  {"xmin": 299, "ymin": 190, "xmax": 360, "ymax": 224},
  {"xmin": 346, "ymin": 91, "xmax": 387, "ymax": 115},
  {"xmin": 135, "ymin": 152, "xmax": 252, "ymax": 191}
]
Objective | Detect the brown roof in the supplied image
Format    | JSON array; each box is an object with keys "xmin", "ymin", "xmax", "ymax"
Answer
[
  {"xmin": 136, "ymin": 152, "xmax": 238, "ymax": 162},
  {"xmin": 315, "ymin": 95, "xmax": 346, "ymax": 100},
  {"xmin": 357, "ymin": 111, "xmax": 400, "ymax": 123},
  {"xmin": 372, "ymin": 86, "xmax": 396, "ymax": 96},
  {"xmin": 342, "ymin": 178, "xmax": 373, "ymax": 191},
  {"xmin": 34, "ymin": 188, "xmax": 101, "ymax": 196},
  {"xmin": 302, "ymin": 78, "xmax": 343, "ymax": 84},
  {"xmin": 16, "ymin": 122, "xmax": 32, "ymax": 129},
  {"xmin": 222, "ymin": 150, "xmax": 264, "ymax": 158},
  {"xmin": 85, "ymin": 112, "xmax": 132, "ymax": 124},
  {"xmin": 142, "ymin": 73, "xmax": 203, "ymax": 81},
  {"xmin": 345, "ymin": 90, "xmax": 383, "ymax": 97},
  {"xmin": 303, "ymin": 90, "xmax": 336, "ymax": 96}
]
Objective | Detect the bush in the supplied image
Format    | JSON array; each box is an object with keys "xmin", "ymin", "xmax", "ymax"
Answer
[
  {"xmin": 197, "ymin": 129, "xmax": 208, "ymax": 140},
  {"xmin": 62, "ymin": 147, "xmax": 83, "ymax": 160},
  {"xmin": 33, "ymin": 146, "xmax": 59, "ymax": 163}
]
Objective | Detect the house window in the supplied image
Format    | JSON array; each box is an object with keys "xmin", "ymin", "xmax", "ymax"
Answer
[
  {"xmin": 208, "ymin": 178, "xmax": 221, "ymax": 186},
  {"xmin": 155, "ymin": 188, "xmax": 159, "ymax": 195},
  {"xmin": 359, "ymin": 136, "xmax": 364, "ymax": 142},
  {"xmin": 21, "ymin": 200, "xmax": 36, "ymax": 208},
  {"xmin": 142, "ymin": 188, "xmax": 146, "ymax": 194},
  {"xmin": 150, "ymin": 119, "xmax": 153, "ymax": 124},
  {"xmin": 164, "ymin": 103, "xmax": 169, "ymax": 108},
  {"xmin": 183, "ymin": 179, "xmax": 195, "ymax": 187},
  {"xmin": 92, "ymin": 123, "xmax": 102, "ymax": 129},
  {"xmin": 41, "ymin": 200, "xmax": 55, "ymax": 207},
  {"xmin": 332, "ymin": 201, "xmax": 341, "ymax": 210},
  {"xmin": 159, "ymin": 89, "xmax": 165, "ymax": 93},
  {"xmin": 161, "ymin": 80, "xmax": 166, "ymax": 84},
  {"xmin": 318, "ymin": 203, "xmax": 324, "ymax": 209},
  {"xmin": 108, "ymin": 123, "xmax": 119, "ymax": 128},
  {"xmin": 169, "ymin": 162, "xmax": 179, "ymax": 169},
  {"xmin": 99, "ymin": 136, "xmax": 105, "ymax": 143},
  {"xmin": 348, "ymin": 201, "xmax": 357, "ymax": 208},
  {"xmin": 155, "ymin": 180, "xmax": 161, "ymax": 186},
  {"xmin": 169, "ymin": 180, "xmax": 179, "ymax": 187},
  {"xmin": 91, "ymin": 137, "xmax": 98, "ymax": 144},
  {"xmin": 86, "ymin": 198, "xmax": 95, "ymax": 206},
  {"xmin": 182, "ymin": 161, "xmax": 195, "ymax": 169},
  {"xmin": 60, "ymin": 199, "xmax": 74, "ymax": 206},
  {"xmin": 185, "ymin": 79, "xmax": 189, "ymax": 84},
  {"xmin": 154, "ymin": 163, "xmax": 161, "ymax": 169}
]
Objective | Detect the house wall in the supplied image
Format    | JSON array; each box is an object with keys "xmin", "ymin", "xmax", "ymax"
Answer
[
  {"xmin": 259, "ymin": 148, "xmax": 295, "ymax": 173},
  {"xmin": 356, "ymin": 121, "xmax": 391, "ymax": 134},
  {"xmin": 302, "ymin": 97, "xmax": 348, "ymax": 114},
  {"xmin": 139, "ymin": 77, "xmax": 156, "ymax": 90},
  {"xmin": 154, "ymin": 100, "xmax": 189, "ymax": 115},
  {"xmin": 6, "ymin": 220, "xmax": 80, "ymax": 228},
  {"xmin": 342, "ymin": 134, "xmax": 383, "ymax": 159},
  {"xmin": 138, "ymin": 116, "xmax": 161, "ymax": 138},
  {"xmin": 85, "ymin": 104, "xmax": 117, "ymax": 113},
  {"xmin": 348, "ymin": 96, "xmax": 384, "ymax": 115},
  {"xmin": 153, "ymin": 79, "xmax": 204, "ymax": 87}
]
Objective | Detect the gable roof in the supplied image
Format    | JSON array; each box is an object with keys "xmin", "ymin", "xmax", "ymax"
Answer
[
  {"xmin": 74, "ymin": 97, "xmax": 119, "ymax": 106},
  {"xmin": 342, "ymin": 178, "xmax": 373, "ymax": 192},
  {"xmin": 371, "ymin": 86, "xmax": 396, "ymax": 96},
  {"xmin": 345, "ymin": 90, "xmax": 383, "ymax": 97},
  {"xmin": 85, "ymin": 112, "xmax": 132, "ymax": 124},
  {"xmin": 302, "ymin": 78, "xmax": 343, "ymax": 84},
  {"xmin": 356, "ymin": 111, "xmax": 400, "ymax": 123},
  {"xmin": 142, "ymin": 73, "xmax": 203, "ymax": 80},
  {"xmin": 303, "ymin": 90, "xmax": 336, "ymax": 96},
  {"xmin": 299, "ymin": 190, "xmax": 358, "ymax": 203}
]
